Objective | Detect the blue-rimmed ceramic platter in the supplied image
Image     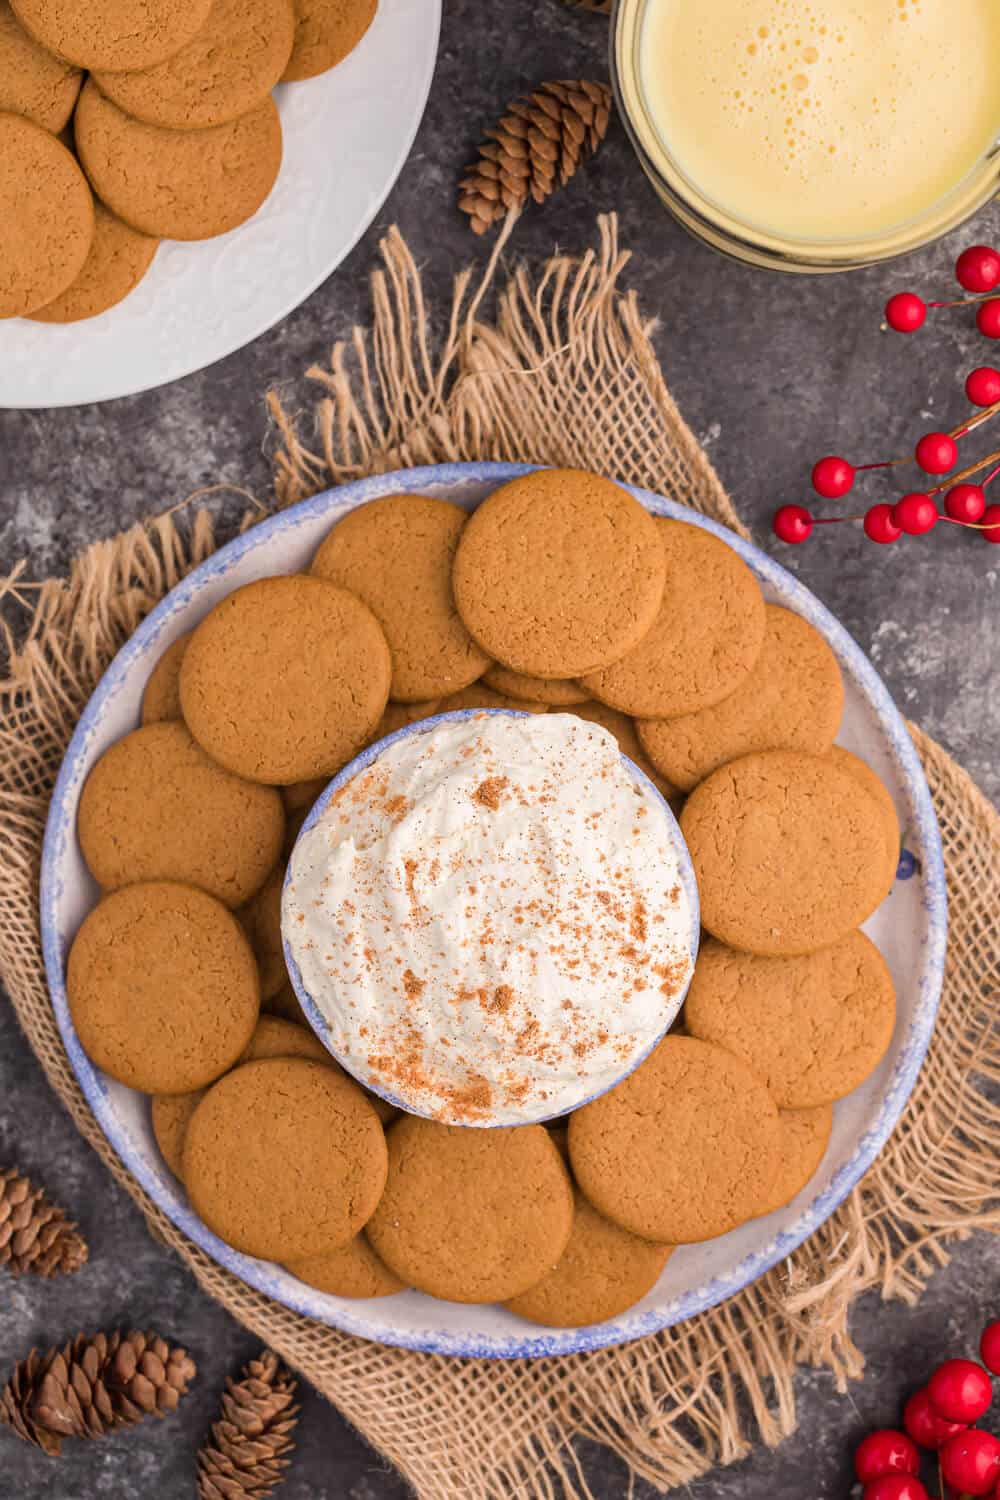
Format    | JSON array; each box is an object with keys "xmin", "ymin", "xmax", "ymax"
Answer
[{"xmin": 41, "ymin": 462, "xmax": 947, "ymax": 1358}]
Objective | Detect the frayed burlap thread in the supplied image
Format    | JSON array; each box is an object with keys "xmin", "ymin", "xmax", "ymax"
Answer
[{"xmin": 1, "ymin": 215, "xmax": 998, "ymax": 1499}]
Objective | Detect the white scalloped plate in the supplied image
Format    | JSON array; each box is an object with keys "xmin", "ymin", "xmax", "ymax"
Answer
[
  {"xmin": 1, "ymin": 0, "xmax": 440, "ymax": 409},
  {"xmin": 41, "ymin": 463, "xmax": 946, "ymax": 1358}
]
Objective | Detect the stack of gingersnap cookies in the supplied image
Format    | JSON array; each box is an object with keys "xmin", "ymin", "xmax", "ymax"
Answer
[
  {"xmin": 65, "ymin": 468, "xmax": 900, "ymax": 1330},
  {"xmin": 0, "ymin": 0, "xmax": 376, "ymax": 321}
]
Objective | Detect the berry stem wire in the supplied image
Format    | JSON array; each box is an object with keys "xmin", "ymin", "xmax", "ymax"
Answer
[{"xmin": 928, "ymin": 445, "xmax": 1000, "ymax": 494}]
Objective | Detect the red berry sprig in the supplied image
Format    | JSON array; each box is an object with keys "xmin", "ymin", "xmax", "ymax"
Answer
[
  {"xmin": 852, "ymin": 1316, "xmax": 1000, "ymax": 1500},
  {"xmin": 773, "ymin": 239, "xmax": 1000, "ymax": 550}
]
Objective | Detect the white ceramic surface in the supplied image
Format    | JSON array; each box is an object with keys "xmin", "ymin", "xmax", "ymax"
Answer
[
  {"xmin": 41, "ymin": 462, "xmax": 947, "ymax": 1358},
  {"xmin": 1, "ymin": 0, "xmax": 441, "ymax": 409}
]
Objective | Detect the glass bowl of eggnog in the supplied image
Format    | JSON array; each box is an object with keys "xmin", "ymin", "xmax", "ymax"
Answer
[{"xmin": 613, "ymin": 0, "xmax": 1000, "ymax": 272}]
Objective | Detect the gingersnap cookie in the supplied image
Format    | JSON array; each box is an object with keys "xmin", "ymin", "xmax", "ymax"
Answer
[
  {"xmin": 580, "ymin": 520, "xmax": 766, "ymax": 719},
  {"xmin": 680, "ymin": 750, "xmax": 891, "ymax": 955},
  {"xmin": 285, "ymin": 1236, "xmax": 406, "ymax": 1298},
  {"xmin": 261, "ymin": 984, "xmax": 398, "ymax": 1124},
  {"xmin": 94, "ymin": 0, "xmax": 294, "ymax": 131},
  {"xmin": 0, "ymin": 2, "xmax": 81, "ymax": 131},
  {"xmin": 30, "ymin": 200, "xmax": 158, "ymax": 323},
  {"xmin": 311, "ymin": 495, "xmax": 491, "ymax": 701},
  {"xmin": 373, "ymin": 698, "xmax": 442, "ymax": 739},
  {"xmin": 568, "ymin": 1035, "xmax": 781, "ymax": 1244},
  {"xmin": 685, "ymin": 932, "xmax": 896, "ymax": 1108},
  {"xmin": 438, "ymin": 683, "xmax": 548, "ymax": 714},
  {"xmin": 180, "ymin": 575, "xmax": 391, "ymax": 784},
  {"xmin": 282, "ymin": 805, "xmax": 309, "ymax": 857},
  {"xmin": 366, "ymin": 1118, "xmax": 574, "ymax": 1303},
  {"xmin": 152, "ymin": 1090, "xmax": 206, "ymax": 1180},
  {"xmin": 74, "ymin": 81, "xmax": 282, "ymax": 242},
  {"xmin": 483, "ymin": 665, "xmax": 589, "ymax": 706},
  {"xmin": 184, "ymin": 1057, "xmax": 387, "ymax": 1260},
  {"xmin": 239, "ymin": 1014, "xmax": 332, "ymax": 1066},
  {"xmin": 828, "ymin": 745, "xmax": 900, "ymax": 901},
  {"xmin": 505, "ymin": 1190, "xmax": 674, "ymax": 1328},
  {"xmin": 569, "ymin": 700, "xmax": 677, "ymax": 801},
  {"xmin": 67, "ymin": 881, "xmax": 260, "ymax": 1094},
  {"xmin": 78, "ymin": 721, "xmax": 284, "ymax": 909},
  {"xmin": 281, "ymin": 777, "xmax": 328, "ymax": 813},
  {"xmin": 452, "ymin": 469, "xmax": 667, "ymax": 679},
  {"xmin": 11, "ymin": 0, "xmax": 213, "ymax": 70},
  {"xmin": 281, "ymin": 0, "xmax": 376, "ymax": 81},
  {"xmin": 0, "ymin": 113, "xmax": 92, "ymax": 318},
  {"xmin": 637, "ymin": 605, "xmax": 844, "ymax": 792},
  {"xmin": 757, "ymin": 1104, "xmax": 833, "ymax": 1218},
  {"xmin": 238, "ymin": 864, "xmax": 286, "ymax": 999},
  {"xmin": 263, "ymin": 980, "xmax": 309, "ymax": 1027},
  {"xmin": 140, "ymin": 633, "xmax": 190, "ymax": 725}
]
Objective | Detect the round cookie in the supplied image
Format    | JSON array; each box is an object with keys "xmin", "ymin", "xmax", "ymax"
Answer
[
  {"xmin": 311, "ymin": 495, "xmax": 491, "ymax": 701},
  {"xmin": 239, "ymin": 1015, "xmax": 331, "ymax": 1066},
  {"xmin": 828, "ymin": 745, "xmax": 900, "ymax": 901},
  {"xmin": 637, "ymin": 605, "xmax": 844, "ymax": 792},
  {"xmin": 452, "ymin": 469, "xmax": 667, "ymax": 679},
  {"xmin": 568, "ymin": 700, "xmax": 677, "ymax": 802},
  {"xmin": 505, "ymin": 1191, "xmax": 674, "ymax": 1328},
  {"xmin": 373, "ymin": 698, "xmax": 442, "ymax": 739},
  {"xmin": 93, "ymin": 0, "xmax": 295, "ymax": 131},
  {"xmin": 580, "ymin": 519, "xmax": 766, "ymax": 719},
  {"xmin": 263, "ymin": 980, "xmax": 309, "ymax": 1028},
  {"xmin": 285, "ymin": 1236, "xmax": 406, "ymax": 1298},
  {"xmin": 74, "ymin": 81, "xmax": 282, "ymax": 242},
  {"xmin": 151, "ymin": 1089, "xmax": 206, "ymax": 1180},
  {"xmin": 281, "ymin": 0, "xmax": 376, "ymax": 82},
  {"xmin": 438, "ymin": 683, "xmax": 548, "ymax": 715},
  {"xmin": 238, "ymin": 864, "xmax": 286, "ymax": 1000},
  {"xmin": 0, "ymin": 113, "xmax": 92, "ymax": 318},
  {"xmin": 0, "ymin": 2, "xmax": 81, "ymax": 132},
  {"xmin": 184, "ymin": 1057, "xmax": 387, "ymax": 1260},
  {"xmin": 179, "ymin": 575, "xmax": 391, "ymax": 784},
  {"xmin": 78, "ymin": 720, "xmax": 285, "ymax": 909},
  {"xmin": 140, "ymin": 633, "xmax": 190, "ymax": 725},
  {"xmin": 10, "ymin": 0, "xmax": 213, "ymax": 70},
  {"xmin": 366, "ymin": 1118, "xmax": 574, "ymax": 1303},
  {"xmin": 67, "ymin": 881, "xmax": 260, "ymax": 1094},
  {"xmin": 684, "ymin": 932, "xmax": 897, "ymax": 1107},
  {"xmin": 680, "ymin": 750, "xmax": 892, "ymax": 955},
  {"xmin": 261, "ymin": 985, "xmax": 398, "ymax": 1125},
  {"xmin": 30, "ymin": 200, "xmax": 158, "ymax": 324},
  {"xmin": 568, "ymin": 1035, "xmax": 781, "ymax": 1244},
  {"xmin": 757, "ymin": 1105, "xmax": 833, "ymax": 1217},
  {"xmin": 483, "ymin": 665, "xmax": 588, "ymax": 706},
  {"xmin": 281, "ymin": 776, "xmax": 328, "ymax": 813}
]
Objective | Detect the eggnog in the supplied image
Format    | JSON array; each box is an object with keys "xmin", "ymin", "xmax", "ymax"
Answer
[{"xmin": 637, "ymin": 0, "xmax": 1000, "ymax": 243}]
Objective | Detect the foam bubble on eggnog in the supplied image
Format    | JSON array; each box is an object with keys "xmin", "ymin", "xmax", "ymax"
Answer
[{"xmin": 639, "ymin": 0, "xmax": 1000, "ymax": 241}]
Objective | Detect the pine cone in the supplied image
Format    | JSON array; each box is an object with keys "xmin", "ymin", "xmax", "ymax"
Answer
[
  {"xmin": 197, "ymin": 1350, "xmax": 299, "ymax": 1500},
  {"xmin": 0, "ymin": 1330, "xmax": 196, "ymax": 1455},
  {"xmin": 459, "ymin": 80, "xmax": 612, "ymax": 234},
  {"xmin": 561, "ymin": 0, "xmax": 612, "ymax": 11},
  {"xmin": 0, "ymin": 1168, "xmax": 88, "ymax": 1278}
]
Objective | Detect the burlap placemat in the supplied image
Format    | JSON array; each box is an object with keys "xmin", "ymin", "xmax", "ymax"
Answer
[{"xmin": 2, "ymin": 215, "xmax": 999, "ymax": 1498}]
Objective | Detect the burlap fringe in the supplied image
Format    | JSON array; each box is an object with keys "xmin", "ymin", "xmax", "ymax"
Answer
[{"xmin": 1, "ymin": 215, "xmax": 998, "ymax": 1500}]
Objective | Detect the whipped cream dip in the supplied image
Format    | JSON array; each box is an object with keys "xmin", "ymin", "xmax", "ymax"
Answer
[{"xmin": 283, "ymin": 712, "xmax": 696, "ymax": 1126}]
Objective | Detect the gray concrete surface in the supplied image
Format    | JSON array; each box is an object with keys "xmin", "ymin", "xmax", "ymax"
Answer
[{"xmin": 1, "ymin": 1, "xmax": 997, "ymax": 1496}]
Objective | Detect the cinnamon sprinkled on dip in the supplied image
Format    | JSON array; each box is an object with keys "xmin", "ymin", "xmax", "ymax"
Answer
[{"xmin": 283, "ymin": 713, "xmax": 695, "ymax": 1125}]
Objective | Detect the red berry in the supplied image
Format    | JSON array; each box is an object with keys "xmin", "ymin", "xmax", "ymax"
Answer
[
  {"xmin": 977, "ymin": 299, "xmax": 1000, "ymax": 339},
  {"xmin": 772, "ymin": 504, "xmax": 813, "ymax": 543},
  {"xmin": 855, "ymin": 1429, "xmax": 921, "ymax": 1482},
  {"xmin": 892, "ymin": 493, "xmax": 938, "ymax": 535},
  {"xmin": 945, "ymin": 483, "xmax": 988, "ymax": 523},
  {"xmin": 928, "ymin": 1359, "xmax": 994, "ymax": 1423},
  {"xmin": 981, "ymin": 1320, "xmax": 1000, "ymax": 1374},
  {"xmin": 957, "ymin": 245, "xmax": 1000, "ymax": 294},
  {"xmin": 982, "ymin": 503, "xmax": 1000, "ymax": 543},
  {"xmin": 885, "ymin": 292, "xmax": 927, "ymax": 332},
  {"xmin": 915, "ymin": 431, "xmax": 958, "ymax": 475},
  {"xmin": 862, "ymin": 1478, "xmax": 929, "ymax": 1500},
  {"xmin": 812, "ymin": 454, "xmax": 855, "ymax": 498},
  {"xmin": 939, "ymin": 1430, "xmax": 1000, "ymax": 1495},
  {"xmin": 864, "ymin": 503, "xmax": 902, "ymax": 544},
  {"xmin": 903, "ymin": 1387, "xmax": 967, "ymax": 1450},
  {"xmin": 965, "ymin": 366, "xmax": 1000, "ymax": 406}
]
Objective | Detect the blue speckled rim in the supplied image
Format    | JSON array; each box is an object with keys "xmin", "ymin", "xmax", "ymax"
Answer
[
  {"xmin": 281, "ymin": 708, "xmax": 700, "ymax": 1124},
  {"xmin": 40, "ymin": 461, "xmax": 947, "ymax": 1359}
]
